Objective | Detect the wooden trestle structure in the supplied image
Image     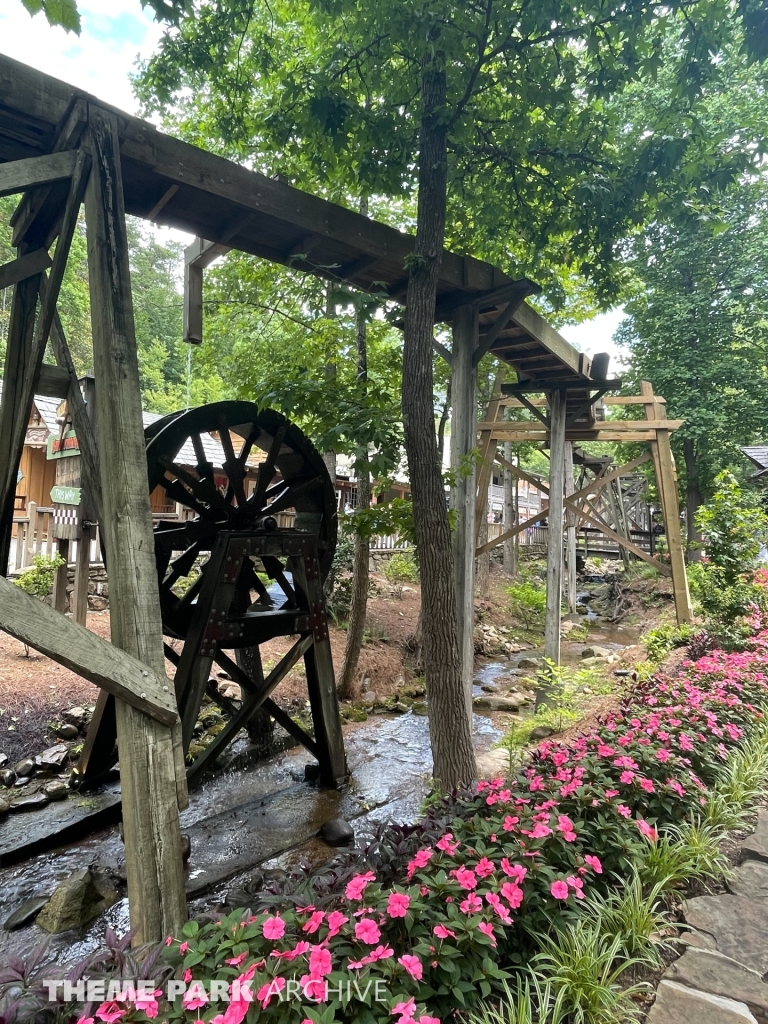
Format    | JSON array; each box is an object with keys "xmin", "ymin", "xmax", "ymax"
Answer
[{"xmin": 0, "ymin": 53, "xmax": 691, "ymax": 940}]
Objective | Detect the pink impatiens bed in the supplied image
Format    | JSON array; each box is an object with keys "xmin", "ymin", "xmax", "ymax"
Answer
[{"xmin": 79, "ymin": 631, "xmax": 768, "ymax": 1024}]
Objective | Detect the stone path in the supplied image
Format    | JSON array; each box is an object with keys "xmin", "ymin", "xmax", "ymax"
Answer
[{"xmin": 648, "ymin": 808, "xmax": 768, "ymax": 1024}]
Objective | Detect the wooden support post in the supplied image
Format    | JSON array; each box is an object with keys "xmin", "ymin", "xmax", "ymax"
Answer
[
  {"xmin": 52, "ymin": 539, "xmax": 69, "ymax": 613},
  {"xmin": 72, "ymin": 524, "xmax": 93, "ymax": 626},
  {"xmin": 450, "ymin": 303, "xmax": 478, "ymax": 717},
  {"xmin": 84, "ymin": 106, "xmax": 187, "ymax": 945},
  {"xmin": 564, "ymin": 443, "xmax": 577, "ymax": 613},
  {"xmin": 544, "ymin": 390, "xmax": 566, "ymax": 663},
  {"xmin": 641, "ymin": 381, "xmax": 692, "ymax": 623},
  {"xmin": 503, "ymin": 441, "xmax": 518, "ymax": 576},
  {"xmin": 0, "ymin": 266, "xmax": 41, "ymax": 573},
  {"xmin": 25, "ymin": 501, "xmax": 37, "ymax": 564}
]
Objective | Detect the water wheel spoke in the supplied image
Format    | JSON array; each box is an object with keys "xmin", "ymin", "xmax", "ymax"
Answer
[
  {"xmin": 164, "ymin": 540, "xmax": 203, "ymax": 588},
  {"xmin": 261, "ymin": 555, "xmax": 297, "ymax": 606},
  {"xmin": 249, "ymin": 426, "xmax": 286, "ymax": 512},
  {"xmin": 267, "ymin": 475, "xmax": 323, "ymax": 517},
  {"xmin": 242, "ymin": 559, "xmax": 274, "ymax": 606},
  {"xmin": 217, "ymin": 417, "xmax": 248, "ymax": 507},
  {"xmin": 190, "ymin": 432, "xmax": 213, "ymax": 476},
  {"xmin": 159, "ymin": 455, "xmax": 232, "ymax": 516}
]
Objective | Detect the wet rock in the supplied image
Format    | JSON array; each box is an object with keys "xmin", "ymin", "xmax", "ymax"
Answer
[
  {"xmin": 36, "ymin": 744, "xmax": 68, "ymax": 769},
  {"xmin": 3, "ymin": 896, "xmax": 50, "ymax": 931},
  {"xmin": 44, "ymin": 781, "xmax": 68, "ymax": 801},
  {"xmin": 648, "ymin": 980, "xmax": 758, "ymax": 1024},
  {"xmin": 56, "ymin": 724, "xmax": 80, "ymax": 740},
  {"xmin": 684, "ymin": 895, "xmax": 768, "ymax": 974},
  {"xmin": 343, "ymin": 706, "xmax": 368, "ymax": 722},
  {"xmin": 665, "ymin": 949, "xmax": 768, "ymax": 1022},
  {"xmin": 36, "ymin": 868, "xmax": 119, "ymax": 933},
  {"xmin": 181, "ymin": 834, "xmax": 191, "ymax": 863},
  {"xmin": 517, "ymin": 657, "xmax": 541, "ymax": 670},
  {"xmin": 411, "ymin": 701, "xmax": 428, "ymax": 716},
  {"xmin": 529, "ymin": 725, "xmax": 555, "ymax": 740},
  {"xmin": 581, "ymin": 645, "xmax": 611, "ymax": 659},
  {"xmin": 14, "ymin": 775, "xmax": 30, "ymax": 787},
  {"xmin": 727, "ymin": 860, "xmax": 768, "ymax": 900},
  {"xmin": 476, "ymin": 747, "xmax": 510, "ymax": 779},
  {"xmin": 0, "ymin": 796, "xmax": 9, "ymax": 815},
  {"xmin": 89, "ymin": 596, "xmax": 108, "ymax": 612},
  {"xmin": 480, "ymin": 683, "xmax": 499, "ymax": 693},
  {"xmin": 63, "ymin": 706, "xmax": 89, "ymax": 727},
  {"xmin": 318, "ymin": 818, "xmax": 355, "ymax": 847},
  {"xmin": 614, "ymin": 669, "xmax": 631, "ymax": 677},
  {"xmin": 560, "ymin": 620, "xmax": 576, "ymax": 635},
  {"xmin": 0, "ymin": 768, "xmax": 15, "ymax": 787},
  {"xmin": 741, "ymin": 809, "xmax": 768, "ymax": 865},
  {"xmin": 14, "ymin": 758, "xmax": 35, "ymax": 778},
  {"xmin": 219, "ymin": 682, "xmax": 242, "ymax": 701},
  {"xmin": 505, "ymin": 689, "xmax": 531, "ymax": 705},
  {"xmin": 0, "ymin": 752, "xmax": 7, "ymax": 768},
  {"xmin": 473, "ymin": 695, "xmax": 520, "ymax": 712},
  {"xmin": 10, "ymin": 791, "xmax": 49, "ymax": 811},
  {"xmin": 360, "ymin": 690, "xmax": 377, "ymax": 705}
]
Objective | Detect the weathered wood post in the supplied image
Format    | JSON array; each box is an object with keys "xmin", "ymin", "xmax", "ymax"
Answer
[
  {"xmin": 544, "ymin": 389, "xmax": 567, "ymax": 663},
  {"xmin": 564, "ymin": 443, "xmax": 577, "ymax": 613},
  {"xmin": 451, "ymin": 303, "xmax": 478, "ymax": 718},
  {"xmin": 83, "ymin": 105, "xmax": 187, "ymax": 944}
]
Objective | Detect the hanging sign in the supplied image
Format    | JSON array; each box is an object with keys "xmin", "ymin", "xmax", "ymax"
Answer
[
  {"xmin": 50, "ymin": 484, "xmax": 81, "ymax": 506},
  {"xmin": 47, "ymin": 431, "xmax": 80, "ymax": 460}
]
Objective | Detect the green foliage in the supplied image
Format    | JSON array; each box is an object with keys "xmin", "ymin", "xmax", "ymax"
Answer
[
  {"xmin": 530, "ymin": 922, "xmax": 651, "ymax": 1024},
  {"xmin": 507, "ymin": 580, "xmax": 547, "ymax": 633},
  {"xmin": 642, "ymin": 623, "xmax": 695, "ymax": 663},
  {"xmin": 19, "ymin": 0, "xmax": 80, "ymax": 33},
  {"xmin": 584, "ymin": 873, "xmax": 668, "ymax": 966},
  {"xmin": 382, "ymin": 550, "xmax": 419, "ymax": 584},
  {"xmin": 14, "ymin": 554, "xmax": 65, "ymax": 599},
  {"xmin": 325, "ymin": 528, "xmax": 355, "ymax": 625},
  {"xmin": 637, "ymin": 821, "xmax": 729, "ymax": 892},
  {"xmin": 468, "ymin": 977, "xmax": 567, "ymax": 1024},
  {"xmin": 704, "ymin": 718, "xmax": 768, "ymax": 830},
  {"xmin": 692, "ymin": 472, "xmax": 768, "ymax": 647}
]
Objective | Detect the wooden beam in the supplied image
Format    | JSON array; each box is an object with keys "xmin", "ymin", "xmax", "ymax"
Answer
[
  {"xmin": 0, "ymin": 248, "xmax": 51, "ymax": 290},
  {"xmin": 544, "ymin": 390, "xmax": 566, "ymax": 665},
  {"xmin": 495, "ymin": 451, "xmax": 653, "ymax": 509},
  {"xmin": 564, "ymin": 443, "xmax": 577, "ymax": 614},
  {"xmin": 476, "ymin": 507, "xmax": 548, "ymax": 555},
  {"xmin": 474, "ymin": 377, "xmax": 504, "ymax": 544},
  {"xmin": 0, "ymin": 575, "xmax": 177, "ymax": 724},
  {"xmin": 472, "ymin": 283, "xmax": 540, "ymax": 367},
  {"xmin": 432, "ymin": 335, "xmax": 452, "ymax": 365},
  {"xmin": 146, "ymin": 183, "xmax": 178, "ymax": 221},
  {"xmin": 562, "ymin": 494, "xmax": 671, "ymax": 577},
  {"xmin": 0, "ymin": 150, "xmax": 77, "ymax": 197},
  {"xmin": 84, "ymin": 105, "xmax": 187, "ymax": 945},
  {"xmin": 503, "ymin": 394, "xmax": 667, "ymax": 408},
  {"xmin": 35, "ymin": 362, "xmax": 72, "ymax": 398},
  {"xmin": 509, "ymin": 303, "xmax": 586, "ymax": 379},
  {"xmin": 480, "ymin": 419, "xmax": 683, "ymax": 432},
  {"xmin": 641, "ymin": 381, "xmax": 692, "ymax": 622}
]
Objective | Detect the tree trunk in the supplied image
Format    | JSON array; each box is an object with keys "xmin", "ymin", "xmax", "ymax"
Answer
[
  {"xmin": 683, "ymin": 437, "xmax": 702, "ymax": 561},
  {"xmin": 338, "ymin": 270, "xmax": 371, "ymax": 701},
  {"xmin": 436, "ymin": 379, "xmax": 451, "ymax": 469},
  {"xmin": 323, "ymin": 283, "xmax": 337, "ymax": 486},
  {"xmin": 476, "ymin": 493, "xmax": 490, "ymax": 600},
  {"xmin": 402, "ymin": 53, "xmax": 476, "ymax": 789}
]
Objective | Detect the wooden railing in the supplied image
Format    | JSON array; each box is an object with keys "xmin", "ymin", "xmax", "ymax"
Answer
[{"xmin": 11, "ymin": 502, "xmax": 55, "ymax": 569}]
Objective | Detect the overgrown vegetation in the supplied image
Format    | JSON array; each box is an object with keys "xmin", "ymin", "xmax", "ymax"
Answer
[
  {"xmin": 507, "ymin": 580, "xmax": 547, "ymax": 634},
  {"xmin": 13, "ymin": 553, "xmax": 65, "ymax": 600},
  {"xmin": 642, "ymin": 622, "xmax": 695, "ymax": 663}
]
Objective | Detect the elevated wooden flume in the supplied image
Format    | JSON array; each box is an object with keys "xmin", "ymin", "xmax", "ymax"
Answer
[{"xmin": 0, "ymin": 54, "xmax": 690, "ymax": 941}]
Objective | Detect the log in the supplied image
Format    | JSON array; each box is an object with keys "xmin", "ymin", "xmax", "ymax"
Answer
[
  {"xmin": 0, "ymin": 575, "xmax": 177, "ymax": 724},
  {"xmin": 0, "ymin": 248, "xmax": 51, "ymax": 290},
  {"xmin": 0, "ymin": 150, "xmax": 77, "ymax": 197}
]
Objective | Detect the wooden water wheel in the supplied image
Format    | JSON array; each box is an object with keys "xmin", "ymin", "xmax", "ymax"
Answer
[{"xmin": 76, "ymin": 401, "xmax": 347, "ymax": 789}]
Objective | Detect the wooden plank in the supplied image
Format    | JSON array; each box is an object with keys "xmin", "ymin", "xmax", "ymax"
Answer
[
  {"xmin": 481, "ymin": 419, "xmax": 683, "ymax": 432},
  {"xmin": 564, "ymin": 443, "xmax": 577, "ymax": 614},
  {"xmin": 0, "ymin": 150, "xmax": 77, "ymax": 197},
  {"xmin": 84, "ymin": 105, "xmax": 187, "ymax": 945},
  {"xmin": 0, "ymin": 575, "xmax": 177, "ymax": 723},
  {"xmin": 475, "ymin": 376, "xmax": 504, "ymax": 543},
  {"xmin": 35, "ymin": 362, "xmax": 72, "ymax": 398},
  {"xmin": 509, "ymin": 303, "xmax": 586, "ymax": 378},
  {"xmin": 562, "ymin": 494, "xmax": 671, "ymax": 576},
  {"xmin": 72, "ymin": 523, "xmax": 93, "ymax": 626},
  {"xmin": 0, "ymin": 248, "xmax": 51, "ymax": 290},
  {"xmin": 450, "ymin": 303, "xmax": 478, "ymax": 714},
  {"xmin": 472, "ymin": 283, "xmax": 538, "ymax": 367},
  {"xmin": 544, "ymin": 390, "xmax": 566, "ymax": 664},
  {"xmin": 504, "ymin": 394, "xmax": 667, "ymax": 408}
]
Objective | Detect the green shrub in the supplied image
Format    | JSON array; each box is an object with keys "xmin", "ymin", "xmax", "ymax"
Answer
[
  {"xmin": 642, "ymin": 623, "xmax": 695, "ymax": 663},
  {"xmin": 507, "ymin": 580, "xmax": 547, "ymax": 632},
  {"xmin": 382, "ymin": 549, "xmax": 419, "ymax": 583},
  {"xmin": 14, "ymin": 553, "xmax": 64, "ymax": 599}
]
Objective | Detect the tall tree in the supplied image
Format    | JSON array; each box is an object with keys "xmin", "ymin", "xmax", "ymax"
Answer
[
  {"xmin": 619, "ymin": 176, "xmax": 768, "ymax": 544},
  {"xmin": 138, "ymin": 0, "xmax": 767, "ymax": 787}
]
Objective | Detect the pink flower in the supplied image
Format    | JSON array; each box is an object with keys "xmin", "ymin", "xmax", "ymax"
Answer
[
  {"xmin": 369, "ymin": 944, "xmax": 394, "ymax": 962},
  {"xmin": 637, "ymin": 819, "xmax": 658, "ymax": 841},
  {"xmin": 656, "ymin": 748, "xmax": 672, "ymax": 762},
  {"xmin": 617, "ymin": 804, "xmax": 632, "ymax": 818},
  {"xmin": 300, "ymin": 975, "xmax": 327, "ymax": 1002},
  {"xmin": 310, "ymin": 946, "xmax": 333, "ymax": 976},
  {"xmin": 95, "ymin": 1003, "xmax": 125, "ymax": 1024},
  {"xmin": 584, "ymin": 854, "xmax": 602, "ymax": 874},
  {"xmin": 355, "ymin": 918, "xmax": 381, "ymax": 944},
  {"xmin": 387, "ymin": 892, "xmax": 411, "ymax": 918},
  {"xmin": 346, "ymin": 871, "xmax": 376, "ymax": 900},
  {"xmin": 639, "ymin": 778, "xmax": 655, "ymax": 793},
  {"xmin": 478, "ymin": 921, "xmax": 497, "ymax": 946},
  {"xmin": 453, "ymin": 867, "xmax": 478, "ymax": 890},
  {"xmin": 501, "ymin": 858, "xmax": 527, "ymax": 882},
  {"xmin": 326, "ymin": 910, "xmax": 349, "ymax": 937},
  {"xmin": 262, "ymin": 915, "xmax": 285, "ymax": 940},
  {"xmin": 133, "ymin": 992, "xmax": 161, "ymax": 1019},
  {"xmin": 436, "ymin": 833, "xmax": 459, "ymax": 855},
  {"xmin": 392, "ymin": 998, "xmax": 417, "ymax": 1022},
  {"xmin": 182, "ymin": 968, "xmax": 193, "ymax": 981},
  {"xmin": 502, "ymin": 815, "xmax": 519, "ymax": 831},
  {"xmin": 459, "ymin": 893, "xmax": 483, "ymax": 914},
  {"xmin": 500, "ymin": 882, "xmax": 524, "ymax": 909},
  {"xmin": 182, "ymin": 983, "xmax": 208, "ymax": 1011},
  {"xmin": 433, "ymin": 924, "xmax": 457, "ymax": 939},
  {"xmin": 475, "ymin": 856, "xmax": 495, "ymax": 877},
  {"xmin": 256, "ymin": 976, "xmax": 286, "ymax": 1009},
  {"xmin": 398, "ymin": 953, "xmax": 423, "ymax": 980},
  {"xmin": 550, "ymin": 880, "xmax": 570, "ymax": 900},
  {"xmin": 302, "ymin": 909, "xmax": 326, "ymax": 933},
  {"xmin": 620, "ymin": 771, "xmax": 635, "ymax": 784},
  {"xmin": 178, "ymin": 942, "xmax": 189, "ymax": 955},
  {"xmin": 419, "ymin": 1017, "xmax": 441, "ymax": 1024}
]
